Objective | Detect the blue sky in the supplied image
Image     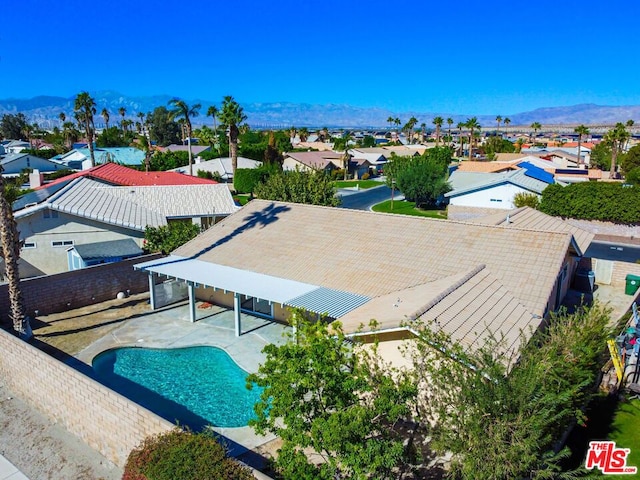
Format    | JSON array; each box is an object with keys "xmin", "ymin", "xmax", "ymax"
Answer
[{"xmin": 2, "ymin": 0, "xmax": 639, "ymax": 114}]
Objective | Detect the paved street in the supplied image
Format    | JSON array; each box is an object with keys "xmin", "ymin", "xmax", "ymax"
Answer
[{"xmin": 337, "ymin": 185, "xmax": 402, "ymax": 211}]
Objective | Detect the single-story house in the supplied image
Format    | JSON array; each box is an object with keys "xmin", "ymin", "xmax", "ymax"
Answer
[
  {"xmin": 134, "ymin": 200, "xmax": 587, "ymax": 359},
  {"xmin": 348, "ymin": 149, "xmax": 388, "ymax": 174},
  {"xmin": 172, "ymin": 157, "xmax": 262, "ymax": 181},
  {"xmin": 12, "ymin": 177, "xmax": 238, "ymax": 277},
  {"xmin": 0, "ymin": 153, "xmax": 67, "ymax": 176},
  {"xmin": 282, "ymin": 151, "xmax": 344, "ymax": 173},
  {"xmin": 446, "ymin": 164, "xmax": 553, "ymax": 211},
  {"xmin": 1, "ymin": 140, "xmax": 30, "ymax": 154}
]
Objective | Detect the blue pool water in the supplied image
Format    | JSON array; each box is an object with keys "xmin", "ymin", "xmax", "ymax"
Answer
[{"xmin": 92, "ymin": 346, "xmax": 262, "ymax": 428}]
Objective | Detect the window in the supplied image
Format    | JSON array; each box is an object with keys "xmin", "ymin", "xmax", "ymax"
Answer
[
  {"xmin": 240, "ymin": 295, "xmax": 273, "ymax": 318},
  {"xmin": 51, "ymin": 240, "xmax": 74, "ymax": 247},
  {"xmin": 22, "ymin": 241, "xmax": 36, "ymax": 249},
  {"xmin": 490, "ymin": 198, "xmax": 503, "ymax": 203},
  {"xmin": 43, "ymin": 210, "xmax": 59, "ymax": 219}
]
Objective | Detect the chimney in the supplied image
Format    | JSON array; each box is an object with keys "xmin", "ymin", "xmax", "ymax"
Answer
[{"xmin": 29, "ymin": 169, "xmax": 44, "ymax": 188}]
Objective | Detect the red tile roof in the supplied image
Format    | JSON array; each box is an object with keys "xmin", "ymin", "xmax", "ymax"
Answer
[{"xmin": 36, "ymin": 163, "xmax": 217, "ymax": 190}]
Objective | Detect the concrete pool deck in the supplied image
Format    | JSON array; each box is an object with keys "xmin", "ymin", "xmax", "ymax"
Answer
[{"xmin": 74, "ymin": 299, "xmax": 291, "ymax": 456}]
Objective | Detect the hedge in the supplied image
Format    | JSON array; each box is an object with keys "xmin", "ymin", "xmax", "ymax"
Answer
[{"xmin": 539, "ymin": 182, "xmax": 640, "ymax": 224}]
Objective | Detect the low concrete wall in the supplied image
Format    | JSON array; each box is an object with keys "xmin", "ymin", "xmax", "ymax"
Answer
[
  {"xmin": 0, "ymin": 328, "xmax": 173, "ymax": 466},
  {"xmin": 0, "ymin": 254, "xmax": 162, "ymax": 325}
]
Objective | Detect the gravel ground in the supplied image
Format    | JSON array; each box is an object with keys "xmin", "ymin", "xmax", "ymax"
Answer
[{"xmin": 0, "ymin": 383, "xmax": 122, "ymax": 480}]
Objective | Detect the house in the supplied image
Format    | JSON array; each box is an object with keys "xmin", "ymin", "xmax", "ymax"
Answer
[
  {"xmin": 2, "ymin": 140, "xmax": 30, "ymax": 154},
  {"xmin": 0, "ymin": 153, "xmax": 67, "ymax": 176},
  {"xmin": 12, "ymin": 177, "xmax": 238, "ymax": 277},
  {"xmin": 282, "ymin": 151, "xmax": 343, "ymax": 173},
  {"xmin": 134, "ymin": 200, "xmax": 586, "ymax": 358},
  {"xmin": 163, "ymin": 145, "xmax": 212, "ymax": 156},
  {"xmin": 446, "ymin": 164, "xmax": 553, "ymax": 218},
  {"xmin": 67, "ymin": 238, "xmax": 144, "ymax": 271},
  {"xmin": 172, "ymin": 156, "xmax": 262, "ymax": 181},
  {"xmin": 53, "ymin": 147, "xmax": 146, "ymax": 170},
  {"xmin": 348, "ymin": 149, "xmax": 388, "ymax": 174}
]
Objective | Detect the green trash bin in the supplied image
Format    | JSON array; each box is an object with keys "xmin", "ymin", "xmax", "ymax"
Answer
[{"xmin": 625, "ymin": 274, "xmax": 640, "ymax": 295}]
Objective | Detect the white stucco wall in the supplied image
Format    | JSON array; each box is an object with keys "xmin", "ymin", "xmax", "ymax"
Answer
[
  {"xmin": 449, "ymin": 183, "xmax": 539, "ymax": 210},
  {"xmin": 17, "ymin": 209, "xmax": 144, "ymax": 277}
]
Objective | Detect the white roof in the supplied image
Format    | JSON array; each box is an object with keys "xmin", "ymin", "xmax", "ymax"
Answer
[{"xmin": 173, "ymin": 157, "xmax": 262, "ymax": 179}]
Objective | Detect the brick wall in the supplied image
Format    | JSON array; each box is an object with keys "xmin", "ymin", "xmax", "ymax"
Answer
[
  {"xmin": 0, "ymin": 328, "xmax": 173, "ymax": 466},
  {"xmin": 0, "ymin": 254, "xmax": 162, "ymax": 324},
  {"xmin": 610, "ymin": 261, "xmax": 640, "ymax": 287}
]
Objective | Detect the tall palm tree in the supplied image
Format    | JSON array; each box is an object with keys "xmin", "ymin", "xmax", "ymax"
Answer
[
  {"xmin": 0, "ymin": 167, "xmax": 31, "ymax": 338},
  {"xmin": 457, "ymin": 122, "xmax": 465, "ymax": 157},
  {"xmin": 504, "ymin": 117, "xmax": 511, "ymax": 131},
  {"xmin": 447, "ymin": 117, "xmax": 454, "ymax": 146},
  {"xmin": 58, "ymin": 112, "xmax": 66, "ymax": 126},
  {"xmin": 420, "ymin": 123, "xmax": 426, "ymax": 142},
  {"xmin": 217, "ymin": 96, "xmax": 247, "ymax": 180},
  {"xmin": 74, "ymin": 91, "xmax": 96, "ymax": 167},
  {"xmin": 119, "ymin": 107, "xmax": 126, "ymax": 133},
  {"xmin": 387, "ymin": 116, "xmax": 394, "ymax": 131},
  {"xmin": 298, "ymin": 127, "xmax": 309, "ymax": 143},
  {"xmin": 530, "ymin": 122, "xmax": 542, "ymax": 144},
  {"xmin": 206, "ymin": 106, "xmax": 220, "ymax": 157},
  {"xmin": 404, "ymin": 116, "xmax": 418, "ymax": 144},
  {"xmin": 495, "ymin": 115, "xmax": 502, "ymax": 135},
  {"xmin": 432, "ymin": 116, "xmax": 444, "ymax": 146},
  {"xmin": 605, "ymin": 122, "xmax": 630, "ymax": 178},
  {"xmin": 574, "ymin": 125, "xmax": 590, "ymax": 167},
  {"xmin": 168, "ymin": 99, "xmax": 201, "ymax": 176},
  {"xmin": 465, "ymin": 117, "xmax": 481, "ymax": 161},
  {"xmin": 101, "ymin": 108, "xmax": 110, "ymax": 130}
]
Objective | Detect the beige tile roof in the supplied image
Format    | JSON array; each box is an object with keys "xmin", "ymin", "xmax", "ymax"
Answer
[
  {"xmin": 173, "ymin": 200, "xmax": 574, "ymax": 317},
  {"xmin": 455, "ymin": 160, "xmax": 520, "ymax": 173},
  {"xmin": 341, "ymin": 265, "xmax": 537, "ymax": 354},
  {"xmin": 470, "ymin": 206, "xmax": 594, "ymax": 255}
]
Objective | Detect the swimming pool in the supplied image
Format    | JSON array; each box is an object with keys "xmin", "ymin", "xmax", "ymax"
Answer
[{"xmin": 92, "ymin": 346, "xmax": 262, "ymax": 428}]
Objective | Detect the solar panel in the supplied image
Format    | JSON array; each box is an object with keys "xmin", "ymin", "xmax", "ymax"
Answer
[{"xmin": 518, "ymin": 162, "xmax": 555, "ymax": 184}]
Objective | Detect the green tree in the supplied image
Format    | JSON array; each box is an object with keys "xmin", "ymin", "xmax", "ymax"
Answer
[
  {"xmin": 590, "ymin": 141, "xmax": 612, "ymax": 171},
  {"xmin": 101, "ymin": 108, "xmax": 110, "ymax": 130},
  {"xmin": 168, "ymin": 99, "xmax": 201, "ymax": 176},
  {"xmin": 513, "ymin": 192, "xmax": 540, "ymax": 209},
  {"xmin": 604, "ymin": 122, "xmax": 630, "ymax": 178},
  {"xmin": 119, "ymin": 106, "xmax": 126, "ymax": 133},
  {"xmin": 248, "ymin": 311, "xmax": 416, "ymax": 480},
  {"xmin": 206, "ymin": 105, "xmax": 219, "ymax": 157},
  {"xmin": 446, "ymin": 117, "xmax": 454, "ymax": 146},
  {"xmin": 143, "ymin": 222, "xmax": 200, "ymax": 254},
  {"xmin": 483, "ymin": 136, "xmax": 515, "ymax": 158},
  {"xmin": 254, "ymin": 169, "xmax": 340, "ymax": 206},
  {"xmin": 96, "ymin": 126, "xmax": 135, "ymax": 147},
  {"xmin": 387, "ymin": 116, "xmax": 394, "ymax": 130},
  {"xmin": 394, "ymin": 155, "xmax": 451, "ymax": 207},
  {"xmin": 0, "ymin": 166, "xmax": 32, "ymax": 338},
  {"xmin": 148, "ymin": 150, "xmax": 189, "ymax": 171},
  {"xmin": 574, "ymin": 124, "xmax": 590, "ymax": 166},
  {"xmin": 146, "ymin": 106, "xmax": 181, "ymax": 146},
  {"xmin": 298, "ymin": 127, "xmax": 309, "ymax": 142},
  {"xmin": 465, "ymin": 117, "xmax": 481, "ymax": 161},
  {"xmin": 504, "ymin": 117, "xmax": 511, "ymax": 129},
  {"xmin": 495, "ymin": 115, "xmax": 502, "ymax": 134},
  {"xmin": 410, "ymin": 303, "xmax": 611, "ymax": 480},
  {"xmin": 404, "ymin": 116, "xmax": 418, "ymax": 144},
  {"xmin": 217, "ymin": 96, "xmax": 247, "ymax": 182},
  {"xmin": 0, "ymin": 113, "xmax": 29, "ymax": 140},
  {"xmin": 74, "ymin": 91, "xmax": 97, "ymax": 167},
  {"xmin": 621, "ymin": 144, "xmax": 640, "ymax": 175},
  {"xmin": 530, "ymin": 121, "xmax": 542, "ymax": 144},
  {"xmin": 432, "ymin": 116, "xmax": 443, "ymax": 146},
  {"xmin": 358, "ymin": 135, "xmax": 376, "ymax": 148}
]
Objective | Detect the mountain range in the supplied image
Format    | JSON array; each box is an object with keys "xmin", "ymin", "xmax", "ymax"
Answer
[{"xmin": 1, "ymin": 91, "xmax": 639, "ymax": 129}]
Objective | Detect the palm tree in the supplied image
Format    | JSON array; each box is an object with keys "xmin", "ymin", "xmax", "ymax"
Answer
[
  {"xmin": 119, "ymin": 107, "xmax": 126, "ymax": 133},
  {"xmin": 206, "ymin": 106, "xmax": 220, "ymax": 157},
  {"xmin": 420, "ymin": 123, "xmax": 426, "ymax": 142},
  {"xmin": 605, "ymin": 122, "xmax": 630, "ymax": 178},
  {"xmin": 101, "ymin": 108, "xmax": 110, "ymax": 130},
  {"xmin": 217, "ymin": 96, "xmax": 247, "ymax": 180},
  {"xmin": 168, "ymin": 99, "xmax": 201, "ymax": 176},
  {"xmin": 298, "ymin": 127, "xmax": 309, "ymax": 143},
  {"xmin": 530, "ymin": 122, "xmax": 542, "ymax": 144},
  {"xmin": 504, "ymin": 117, "xmax": 511, "ymax": 131},
  {"xmin": 0, "ymin": 167, "xmax": 31, "ymax": 338},
  {"xmin": 404, "ymin": 117, "xmax": 418, "ymax": 144},
  {"xmin": 58, "ymin": 112, "xmax": 66, "ymax": 126},
  {"xmin": 457, "ymin": 122, "xmax": 465, "ymax": 157},
  {"xmin": 74, "ymin": 91, "xmax": 97, "ymax": 167},
  {"xmin": 393, "ymin": 117, "xmax": 401, "ymax": 139},
  {"xmin": 447, "ymin": 117, "xmax": 454, "ymax": 146},
  {"xmin": 574, "ymin": 125, "xmax": 590, "ymax": 167},
  {"xmin": 465, "ymin": 117, "xmax": 481, "ymax": 161},
  {"xmin": 432, "ymin": 116, "xmax": 444, "ymax": 146},
  {"xmin": 387, "ymin": 116, "xmax": 394, "ymax": 131},
  {"xmin": 496, "ymin": 115, "xmax": 502, "ymax": 135}
]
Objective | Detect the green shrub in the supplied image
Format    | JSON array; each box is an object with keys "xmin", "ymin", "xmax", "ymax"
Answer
[
  {"xmin": 234, "ymin": 168, "xmax": 265, "ymax": 194},
  {"xmin": 331, "ymin": 168, "xmax": 345, "ymax": 180},
  {"xmin": 539, "ymin": 182, "xmax": 640, "ymax": 224},
  {"xmin": 123, "ymin": 429, "xmax": 253, "ymax": 480},
  {"xmin": 196, "ymin": 170, "xmax": 223, "ymax": 182},
  {"xmin": 513, "ymin": 192, "xmax": 540, "ymax": 209}
]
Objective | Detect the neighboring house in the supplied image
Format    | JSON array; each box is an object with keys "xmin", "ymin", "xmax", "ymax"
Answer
[
  {"xmin": 172, "ymin": 157, "xmax": 262, "ymax": 181},
  {"xmin": 163, "ymin": 145, "xmax": 212, "ymax": 156},
  {"xmin": 33, "ymin": 162, "xmax": 218, "ymax": 189},
  {"xmin": 454, "ymin": 160, "xmax": 521, "ymax": 174},
  {"xmin": 348, "ymin": 149, "xmax": 388, "ymax": 174},
  {"xmin": 446, "ymin": 164, "xmax": 553, "ymax": 210},
  {"xmin": 67, "ymin": 238, "xmax": 143, "ymax": 271},
  {"xmin": 135, "ymin": 199, "xmax": 586, "ymax": 360},
  {"xmin": 2, "ymin": 140, "xmax": 30, "ymax": 154},
  {"xmin": 53, "ymin": 147, "xmax": 146, "ymax": 170},
  {"xmin": 12, "ymin": 177, "xmax": 238, "ymax": 277},
  {"xmin": 282, "ymin": 151, "xmax": 343, "ymax": 172},
  {"xmin": 0, "ymin": 153, "xmax": 66, "ymax": 176}
]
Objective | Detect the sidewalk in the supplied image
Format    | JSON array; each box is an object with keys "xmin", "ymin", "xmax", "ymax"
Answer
[{"xmin": 0, "ymin": 454, "xmax": 29, "ymax": 480}]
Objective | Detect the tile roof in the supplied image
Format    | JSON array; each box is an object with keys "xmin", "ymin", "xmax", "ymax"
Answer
[
  {"xmin": 455, "ymin": 160, "xmax": 520, "ymax": 173},
  {"xmin": 17, "ymin": 178, "xmax": 239, "ymax": 231},
  {"xmin": 446, "ymin": 168, "xmax": 550, "ymax": 197},
  {"xmin": 284, "ymin": 151, "xmax": 343, "ymax": 169},
  {"xmin": 171, "ymin": 200, "xmax": 574, "ymax": 318},
  {"xmin": 469, "ymin": 206, "xmax": 594, "ymax": 255},
  {"xmin": 36, "ymin": 163, "xmax": 217, "ymax": 190}
]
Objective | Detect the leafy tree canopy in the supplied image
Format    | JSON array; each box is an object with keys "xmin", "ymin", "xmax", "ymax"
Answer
[
  {"xmin": 621, "ymin": 144, "xmax": 640, "ymax": 175},
  {"xmin": 254, "ymin": 168, "xmax": 340, "ymax": 206},
  {"xmin": 146, "ymin": 106, "xmax": 181, "ymax": 146},
  {"xmin": 589, "ymin": 142, "xmax": 612, "ymax": 171},
  {"xmin": 248, "ymin": 311, "xmax": 417, "ymax": 480},
  {"xmin": 143, "ymin": 221, "xmax": 200, "ymax": 254},
  {"xmin": 513, "ymin": 192, "xmax": 540, "ymax": 209},
  {"xmin": 96, "ymin": 126, "xmax": 136, "ymax": 147},
  {"xmin": 148, "ymin": 150, "xmax": 189, "ymax": 171},
  {"xmin": 0, "ymin": 113, "xmax": 29, "ymax": 140}
]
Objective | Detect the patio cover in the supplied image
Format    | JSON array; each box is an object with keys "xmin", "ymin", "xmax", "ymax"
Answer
[{"xmin": 134, "ymin": 255, "xmax": 370, "ymax": 318}]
